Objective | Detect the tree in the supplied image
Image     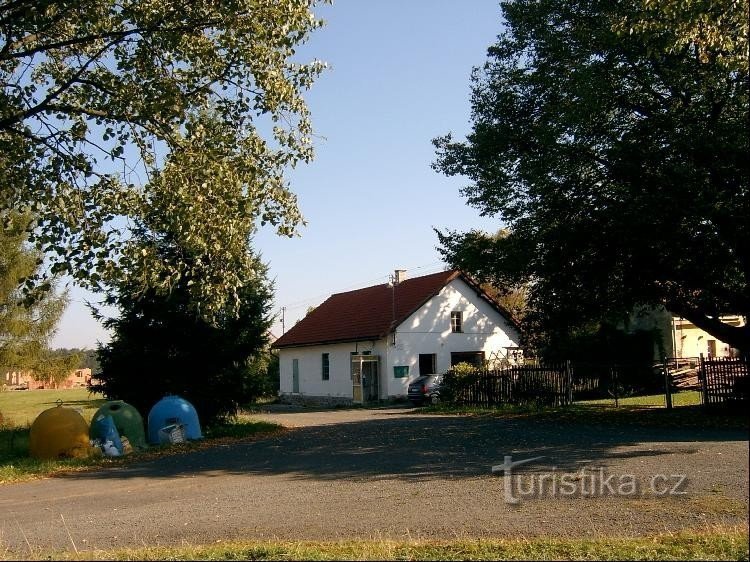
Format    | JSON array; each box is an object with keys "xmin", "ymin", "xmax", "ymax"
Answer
[
  {"xmin": 91, "ymin": 110, "xmax": 281, "ymax": 426},
  {"xmin": 92, "ymin": 250, "xmax": 275, "ymax": 426},
  {"xmin": 34, "ymin": 351, "xmax": 81, "ymax": 388},
  {"xmin": 51, "ymin": 347, "xmax": 100, "ymax": 372},
  {"xmin": 1, "ymin": 0, "xmax": 325, "ymax": 320},
  {"xmin": 433, "ymin": 0, "xmax": 749, "ymax": 352},
  {"xmin": 0, "ymin": 211, "xmax": 70, "ymax": 376},
  {"xmin": 469, "ymin": 230, "xmax": 529, "ymax": 322},
  {"xmin": 482, "ymin": 281, "xmax": 528, "ymax": 323}
]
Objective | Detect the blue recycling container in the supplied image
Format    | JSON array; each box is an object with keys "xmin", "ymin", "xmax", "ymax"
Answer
[
  {"xmin": 147, "ymin": 395, "xmax": 202, "ymax": 444},
  {"xmin": 91, "ymin": 414, "xmax": 123, "ymax": 454}
]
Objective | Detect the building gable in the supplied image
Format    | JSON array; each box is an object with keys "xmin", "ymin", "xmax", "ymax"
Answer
[{"xmin": 273, "ymin": 270, "xmax": 519, "ymax": 349}]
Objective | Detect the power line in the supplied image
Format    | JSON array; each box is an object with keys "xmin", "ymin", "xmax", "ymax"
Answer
[
  {"xmin": 280, "ymin": 273, "xmax": 392, "ymax": 310},
  {"xmin": 274, "ymin": 260, "xmax": 447, "ymax": 315}
]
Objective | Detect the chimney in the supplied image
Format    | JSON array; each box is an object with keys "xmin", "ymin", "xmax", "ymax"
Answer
[{"xmin": 394, "ymin": 269, "xmax": 407, "ymax": 285}]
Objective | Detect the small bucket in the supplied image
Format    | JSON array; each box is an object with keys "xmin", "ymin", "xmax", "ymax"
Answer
[{"xmin": 158, "ymin": 423, "xmax": 186, "ymax": 445}]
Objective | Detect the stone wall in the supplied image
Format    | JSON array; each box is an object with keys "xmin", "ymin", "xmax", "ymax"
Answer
[{"xmin": 279, "ymin": 393, "xmax": 354, "ymax": 407}]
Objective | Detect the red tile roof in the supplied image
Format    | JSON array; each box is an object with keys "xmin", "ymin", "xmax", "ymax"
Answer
[{"xmin": 272, "ymin": 269, "xmax": 518, "ymax": 349}]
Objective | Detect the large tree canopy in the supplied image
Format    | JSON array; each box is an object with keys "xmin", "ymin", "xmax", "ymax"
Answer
[
  {"xmin": 90, "ymin": 133, "xmax": 277, "ymax": 424},
  {"xmin": 434, "ymin": 0, "xmax": 749, "ymax": 352},
  {"xmin": 0, "ymin": 0, "xmax": 325, "ymax": 320}
]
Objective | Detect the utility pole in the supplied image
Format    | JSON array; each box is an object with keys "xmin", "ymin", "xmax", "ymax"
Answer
[
  {"xmin": 281, "ymin": 306, "xmax": 286, "ymax": 334},
  {"xmin": 390, "ymin": 273, "xmax": 396, "ymax": 345},
  {"xmin": 390, "ymin": 273, "xmax": 396, "ymax": 321}
]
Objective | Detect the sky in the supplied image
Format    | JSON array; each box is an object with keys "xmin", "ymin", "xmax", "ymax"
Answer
[{"xmin": 51, "ymin": 0, "xmax": 506, "ymax": 348}]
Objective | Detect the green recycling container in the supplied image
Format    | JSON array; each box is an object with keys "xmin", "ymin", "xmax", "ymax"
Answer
[{"xmin": 90, "ymin": 400, "xmax": 147, "ymax": 450}]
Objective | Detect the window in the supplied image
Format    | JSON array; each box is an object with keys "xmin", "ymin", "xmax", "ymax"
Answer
[
  {"xmin": 322, "ymin": 353, "xmax": 330, "ymax": 380},
  {"xmin": 451, "ymin": 311, "xmax": 463, "ymax": 333},
  {"xmin": 292, "ymin": 359, "xmax": 300, "ymax": 393},
  {"xmin": 393, "ymin": 365, "xmax": 409, "ymax": 378},
  {"xmin": 451, "ymin": 351, "xmax": 485, "ymax": 368},
  {"xmin": 419, "ymin": 353, "xmax": 437, "ymax": 375}
]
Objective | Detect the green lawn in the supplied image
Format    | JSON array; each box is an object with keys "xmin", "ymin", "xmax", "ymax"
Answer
[
  {"xmin": 0, "ymin": 387, "xmax": 106, "ymax": 427},
  {"xmin": 424, "ymin": 390, "xmax": 746, "ymax": 430},
  {"xmin": 579, "ymin": 390, "xmax": 702, "ymax": 408}
]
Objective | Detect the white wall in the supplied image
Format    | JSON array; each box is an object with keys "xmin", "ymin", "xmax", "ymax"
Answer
[
  {"xmin": 673, "ymin": 316, "xmax": 745, "ymax": 358},
  {"xmin": 278, "ymin": 277, "xmax": 521, "ymax": 400},
  {"xmin": 383, "ymin": 277, "xmax": 520, "ymax": 397},
  {"xmin": 278, "ymin": 340, "xmax": 377, "ymax": 398}
]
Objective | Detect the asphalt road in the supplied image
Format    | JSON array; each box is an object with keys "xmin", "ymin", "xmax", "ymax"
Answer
[{"xmin": 1, "ymin": 406, "xmax": 748, "ymax": 557}]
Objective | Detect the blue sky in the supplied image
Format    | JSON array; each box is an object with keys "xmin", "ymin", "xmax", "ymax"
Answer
[{"xmin": 51, "ymin": 0, "xmax": 506, "ymax": 348}]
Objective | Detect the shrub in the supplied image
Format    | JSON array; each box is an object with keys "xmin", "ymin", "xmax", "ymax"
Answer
[{"xmin": 441, "ymin": 362, "xmax": 482, "ymax": 404}]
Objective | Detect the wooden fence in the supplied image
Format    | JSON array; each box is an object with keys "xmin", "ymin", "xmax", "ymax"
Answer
[
  {"xmin": 699, "ymin": 356, "xmax": 749, "ymax": 406},
  {"xmin": 444, "ymin": 363, "xmax": 572, "ymax": 407},
  {"xmin": 444, "ymin": 360, "xmax": 670, "ymax": 407},
  {"xmin": 443, "ymin": 357, "xmax": 748, "ymax": 408}
]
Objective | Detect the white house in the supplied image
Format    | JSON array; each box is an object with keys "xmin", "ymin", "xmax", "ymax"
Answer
[
  {"xmin": 272, "ymin": 269, "xmax": 522, "ymax": 405},
  {"xmin": 628, "ymin": 306, "xmax": 746, "ymax": 359},
  {"xmin": 671, "ymin": 315, "xmax": 745, "ymax": 359}
]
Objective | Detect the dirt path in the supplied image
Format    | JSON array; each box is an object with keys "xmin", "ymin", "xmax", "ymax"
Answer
[{"xmin": 1, "ymin": 406, "xmax": 747, "ymax": 557}]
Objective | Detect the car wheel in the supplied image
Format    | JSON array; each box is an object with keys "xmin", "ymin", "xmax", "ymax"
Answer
[{"xmin": 409, "ymin": 400, "xmax": 422, "ymax": 407}]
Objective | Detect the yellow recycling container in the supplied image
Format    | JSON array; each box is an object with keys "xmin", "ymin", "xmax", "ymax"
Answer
[{"xmin": 29, "ymin": 404, "xmax": 96, "ymax": 460}]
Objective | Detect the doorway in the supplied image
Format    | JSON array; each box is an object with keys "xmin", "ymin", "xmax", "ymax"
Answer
[
  {"xmin": 351, "ymin": 354, "xmax": 380, "ymax": 403},
  {"xmin": 419, "ymin": 353, "xmax": 437, "ymax": 375}
]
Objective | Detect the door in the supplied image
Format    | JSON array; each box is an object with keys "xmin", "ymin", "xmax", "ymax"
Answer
[
  {"xmin": 292, "ymin": 359, "xmax": 300, "ymax": 393},
  {"xmin": 351, "ymin": 354, "xmax": 380, "ymax": 403},
  {"xmin": 707, "ymin": 340, "xmax": 717, "ymax": 358},
  {"xmin": 351, "ymin": 361, "xmax": 363, "ymax": 403},
  {"xmin": 362, "ymin": 360, "xmax": 379, "ymax": 402}
]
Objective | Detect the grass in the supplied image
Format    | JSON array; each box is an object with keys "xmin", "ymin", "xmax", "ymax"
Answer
[
  {"xmin": 0, "ymin": 389, "xmax": 285, "ymax": 485},
  {"xmin": 39, "ymin": 527, "xmax": 749, "ymax": 561},
  {"xmin": 579, "ymin": 390, "xmax": 702, "ymax": 408},
  {"xmin": 423, "ymin": 391, "xmax": 748, "ymax": 430},
  {"xmin": 0, "ymin": 387, "xmax": 106, "ymax": 426}
]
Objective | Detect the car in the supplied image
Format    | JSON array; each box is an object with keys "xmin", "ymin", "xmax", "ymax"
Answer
[{"xmin": 407, "ymin": 374, "xmax": 443, "ymax": 406}]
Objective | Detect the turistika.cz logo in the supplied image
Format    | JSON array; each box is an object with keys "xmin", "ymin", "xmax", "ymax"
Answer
[{"xmin": 491, "ymin": 455, "xmax": 689, "ymax": 505}]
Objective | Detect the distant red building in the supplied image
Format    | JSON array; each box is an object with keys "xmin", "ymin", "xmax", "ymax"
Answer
[{"xmin": 2, "ymin": 368, "xmax": 92, "ymax": 390}]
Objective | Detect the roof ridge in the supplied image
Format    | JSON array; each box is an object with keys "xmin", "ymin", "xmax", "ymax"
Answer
[
  {"xmin": 273, "ymin": 268, "xmax": 459, "ymax": 349},
  {"xmin": 328, "ymin": 268, "xmax": 455, "ymax": 297}
]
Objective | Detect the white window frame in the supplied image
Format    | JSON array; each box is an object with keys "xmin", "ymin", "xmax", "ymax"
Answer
[{"xmin": 451, "ymin": 311, "xmax": 463, "ymax": 333}]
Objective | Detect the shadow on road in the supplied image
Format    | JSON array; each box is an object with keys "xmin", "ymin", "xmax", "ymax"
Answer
[{"xmin": 57, "ymin": 412, "xmax": 748, "ymax": 483}]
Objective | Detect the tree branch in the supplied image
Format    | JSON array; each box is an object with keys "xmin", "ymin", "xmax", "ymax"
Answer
[
  {"xmin": 2, "ymin": 18, "xmax": 221, "ymax": 61},
  {"xmin": 0, "ymin": 40, "xmax": 115, "ymax": 129},
  {"xmin": 670, "ymin": 305, "xmax": 750, "ymax": 353}
]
